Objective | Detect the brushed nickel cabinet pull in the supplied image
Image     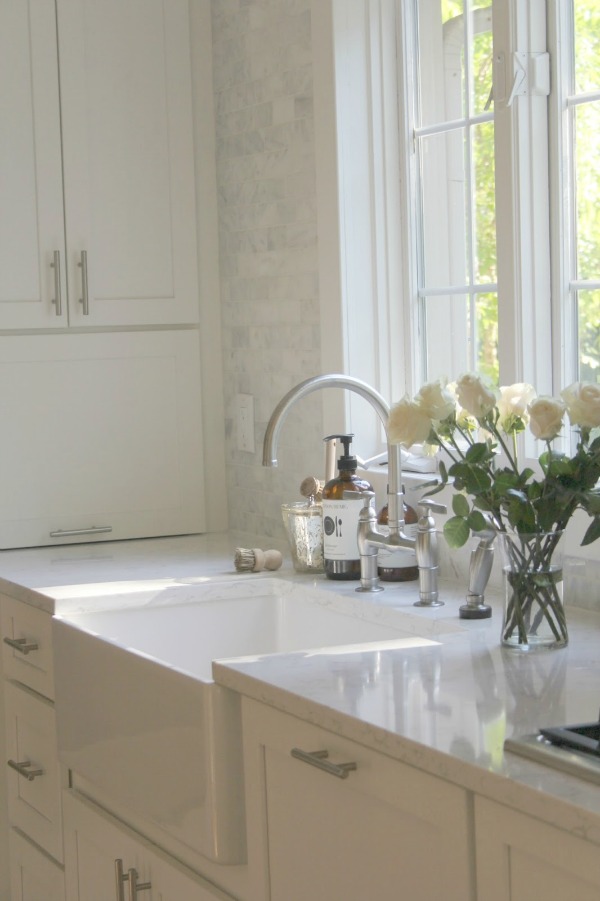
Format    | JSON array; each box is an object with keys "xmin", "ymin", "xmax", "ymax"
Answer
[
  {"xmin": 78, "ymin": 249, "xmax": 89, "ymax": 314},
  {"xmin": 128, "ymin": 868, "xmax": 151, "ymax": 900},
  {"xmin": 291, "ymin": 747, "xmax": 357, "ymax": 779},
  {"xmin": 7, "ymin": 759, "xmax": 44, "ymax": 781},
  {"xmin": 51, "ymin": 250, "xmax": 62, "ymax": 315},
  {"xmin": 49, "ymin": 526, "xmax": 112, "ymax": 538},
  {"xmin": 3, "ymin": 636, "xmax": 39, "ymax": 655},
  {"xmin": 115, "ymin": 859, "xmax": 129, "ymax": 901}
]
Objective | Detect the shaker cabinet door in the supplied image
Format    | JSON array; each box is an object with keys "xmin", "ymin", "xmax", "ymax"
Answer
[
  {"xmin": 0, "ymin": 331, "xmax": 205, "ymax": 548},
  {"xmin": 1, "ymin": 0, "xmax": 200, "ymax": 330},
  {"xmin": 4, "ymin": 681, "xmax": 64, "ymax": 863},
  {"xmin": 57, "ymin": 0, "xmax": 200, "ymax": 327},
  {"xmin": 64, "ymin": 791, "xmax": 234, "ymax": 901},
  {"xmin": 475, "ymin": 796, "xmax": 600, "ymax": 901},
  {"xmin": 242, "ymin": 699, "xmax": 474, "ymax": 901},
  {"xmin": 0, "ymin": 0, "xmax": 67, "ymax": 329},
  {"xmin": 9, "ymin": 829, "xmax": 65, "ymax": 901}
]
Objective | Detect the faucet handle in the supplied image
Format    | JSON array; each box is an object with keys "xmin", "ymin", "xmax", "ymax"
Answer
[
  {"xmin": 343, "ymin": 489, "xmax": 375, "ymax": 502},
  {"xmin": 418, "ymin": 499, "xmax": 447, "ymax": 515}
]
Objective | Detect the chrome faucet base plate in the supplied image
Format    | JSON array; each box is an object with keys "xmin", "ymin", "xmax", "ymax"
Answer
[{"xmin": 459, "ymin": 602, "xmax": 492, "ymax": 619}]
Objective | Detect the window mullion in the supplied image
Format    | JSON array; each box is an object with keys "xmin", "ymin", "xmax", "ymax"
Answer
[
  {"xmin": 548, "ymin": 0, "xmax": 577, "ymax": 392},
  {"xmin": 493, "ymin": 0, "xmax": 552, "ymax": 396}
]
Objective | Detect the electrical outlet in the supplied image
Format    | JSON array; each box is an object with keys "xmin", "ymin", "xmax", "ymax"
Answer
[{"xmin": 236, "ymin": 393, "xmax": 255, "ymax": 453}]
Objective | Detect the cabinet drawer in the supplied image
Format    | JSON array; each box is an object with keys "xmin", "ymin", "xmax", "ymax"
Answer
[
  {"xmin": 1, "ymin": 595, "xmax": 54, "ymax": 699},
  {"xmin": 5, "ymin": 681, "xmax": 64, "ymax": 863},
  {"xmin": 243, "ymin": 699, "xmax": 474, "ymax": 901},
  {"xmin": 64, "ymin": 791, "xmax": 237, "ymax": 901},
  {"xmin": 0, "ymin": 332, "xmax": 205, "ymax": 549},
  {"xmin": 9, "ymin": 828, "xmax": 65, "ymax": 901}
]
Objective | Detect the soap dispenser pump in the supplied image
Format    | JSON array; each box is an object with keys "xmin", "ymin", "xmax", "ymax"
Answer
[{"xmin": 322, "ymin": 434, "xmax": 373, "ymax": 580}]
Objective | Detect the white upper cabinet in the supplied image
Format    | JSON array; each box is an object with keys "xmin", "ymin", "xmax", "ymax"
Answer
[
  {"xmin": 0, "ymin": 0, "xmax": 66, "ymax": 329},
  {"xmin": 1, "ymin": 0, "xmax": 200, "ymax": 329}
]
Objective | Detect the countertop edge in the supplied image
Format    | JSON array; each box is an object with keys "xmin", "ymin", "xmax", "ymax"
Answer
[{"xmin": 213, "ymin": 657, "xmax": 600, "ymax": 846}]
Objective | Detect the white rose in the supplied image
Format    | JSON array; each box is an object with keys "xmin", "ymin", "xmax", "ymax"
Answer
[
  {"xmin": 498, "ymin": 383, "xmax": 536, "ymax": 431},
  {"xmin": 455, "ymin": 373, "xmax": 497, "ymax": 418},
  {"xmin": 528, "ymin": 397, "xmax": 565, "ymax": 441},
  {"xmin": 388, "ymin": 397, "xmax": 432, "ymax": 447},
  {"xmin": 561, "ymin": 381, "xmax": 600, "ymax": 429},
  {"xmin": 416, "ymin": 380, "xmax": 456, "ymax": 422}
]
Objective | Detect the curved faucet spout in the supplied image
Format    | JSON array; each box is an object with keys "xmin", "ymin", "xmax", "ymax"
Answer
[{"xmin": 262, "ymin": 373, "xmax": 404, "ymax": 534}]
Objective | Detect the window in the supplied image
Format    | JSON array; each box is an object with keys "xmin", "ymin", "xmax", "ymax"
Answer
[
  {"xmin": 404, "ymin": 0, "xmax": 600, "ymax": 393},
  {"xmin": 556, "ymin": 0, "xmax": 600, "ymax": 386},
  {"xmin": 311, "ymin": 0, "xmax": 598, "ymax": 461},
  {"xmin": 414, "ymin": 2, "xmax": 497, "ymax": 384}
]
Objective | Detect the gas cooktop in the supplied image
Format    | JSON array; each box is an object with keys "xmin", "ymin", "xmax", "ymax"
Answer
[{"xmin": 505, "ymin": 721, "xmax": 600, "ymax": 785}]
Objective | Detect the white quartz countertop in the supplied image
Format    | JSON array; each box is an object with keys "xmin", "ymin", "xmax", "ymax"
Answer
[
  {"xmin": 2, "ymin": 531, "xmax": 600, "ymax": 843},
  {"xmin": 0, "ymin": 532, "xmax": 277, "ymax": 613}
]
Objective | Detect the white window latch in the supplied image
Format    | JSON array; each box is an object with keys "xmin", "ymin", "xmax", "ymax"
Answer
[{"xmin": 494, "ymin": 51, "xmax": 550, "ymax": 108}]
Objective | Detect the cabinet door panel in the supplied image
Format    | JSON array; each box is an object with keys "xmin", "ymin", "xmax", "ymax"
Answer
[
  {"xmin": 9, "ymin": 829, "xmax": 65, "ymax": 901},
  {"xmin": 0, "ymin": 0, "xmax": 66, "ymax": 328},
  {"xmin": 0, "ymin": 331, "xmax": 205, "ymax": 548},
  {"xmin": 5, "ymin": 682, "xmax": 64, "ymax": 862},
  {"xmin": 64, "ymin": 791, "xmax": 234, "ymax": 901},
  {"xmin": 243, "ymin": 700, "xmax": 474, "ymax": 901},
  {"xmin": 58, "ymin": 0, "xmax": 199, "ymax": 326},
  {"xmin": 1, "ymin": 596, "xmax": 55, "ymax": 699},
  {"xmin": 475, "ymin": 796, "xmax": 600, "ymax": 901}
]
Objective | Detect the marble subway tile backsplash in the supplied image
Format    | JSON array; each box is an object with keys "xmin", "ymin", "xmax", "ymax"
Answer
[{"xmin": 211, "ymin": 0, "xmax": 323, "ymax": 538}]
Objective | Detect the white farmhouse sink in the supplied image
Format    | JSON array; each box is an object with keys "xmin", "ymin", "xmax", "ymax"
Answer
[{"xmin": 53, "ymin": 578, "xmax": 428, "ymax": 864}]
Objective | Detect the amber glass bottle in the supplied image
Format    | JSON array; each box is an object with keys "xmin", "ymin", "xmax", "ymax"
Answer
[
  {"xmin": 377, "ymin": 489, "xmax": 419, "ymax": 581},
  {"xmin": 322, "ymin": 435, "xmax": 373, "ymax": 580}
]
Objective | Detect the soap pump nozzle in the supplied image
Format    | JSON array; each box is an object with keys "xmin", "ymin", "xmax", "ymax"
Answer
[{"xmin": 323, "ymin": 433, "xmax": 357, "ymax": 476}]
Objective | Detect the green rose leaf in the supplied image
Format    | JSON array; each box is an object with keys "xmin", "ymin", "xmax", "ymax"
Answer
[
  {"xmin": 452, "ymin": 493, "xmax": 470, "ymax": 517},
  {"xmin": 493, "ymin": 470, "xmax": 520, "ymax": 492},
  {"xmin": 507, "ymin": 502, "xmax": 536, "ymax": 533},
  {"xmin": 467, "ymin": 510, "xmax": 487, "ymax": 533},
  {"xmin": 456, "ymin": 465, "xmax": 492, "ymax": 494},
  {"xmin": 443, "ymin": 515, "xmax": 471, "ymax": 548},
  {"xmin": 582, "ymin": 491, "xmax": 600, "ymax": 515},
  {"xmin": 582, "ymin": 516, "xmax": 600, "ymax": 547},
  {"xmin": 465, "ymin": 442, "xmax": 492, "ymax": 464}
]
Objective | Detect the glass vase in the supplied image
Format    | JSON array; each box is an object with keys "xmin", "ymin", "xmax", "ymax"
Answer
[
  {"xmin": 498, "ymin": 530, "xmax": 568, "ymax": 652},
  {"xmin": 281, "ymin": 502, "xmax": 325, "ymax": 573}
]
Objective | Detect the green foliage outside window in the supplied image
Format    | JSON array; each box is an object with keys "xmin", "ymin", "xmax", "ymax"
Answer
[{"xmin": 438, "ymin": 0, "xmax": 600, "ymax": 386}]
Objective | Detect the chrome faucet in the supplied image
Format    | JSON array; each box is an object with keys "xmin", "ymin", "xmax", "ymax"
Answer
[
  {"xmin": 262, "ymin": 373, "xmax": 445, "ymax": 601},
  {"xmin": 355, "ymin": 492, "xmax": 446, "ymax": 605}
]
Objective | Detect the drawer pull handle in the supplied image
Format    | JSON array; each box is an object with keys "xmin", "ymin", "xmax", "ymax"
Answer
[
  {"xmin": 7, "ymin": 759, "xmax": 45, "ymax": 781},
  {"xmin": 3, "ymin": 636, "xmax": 39, "ymax": 656},
  {"xmin": 291, "ymin": 747, "xmax": 357, "ymax": 779},
  {"xmin": 49, "ymin": 526, "xmax": 112, "ymax": 538},
  {"xmin": 128, "ymin": 868, "xmax": 151, "ymax": 900}
]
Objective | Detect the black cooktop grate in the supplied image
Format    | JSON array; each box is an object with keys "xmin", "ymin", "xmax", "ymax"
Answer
[{"xmin": 539, "ymin": 722, "xmax": 600, "ymax": 757}]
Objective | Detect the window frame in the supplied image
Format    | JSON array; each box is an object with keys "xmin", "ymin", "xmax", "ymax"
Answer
[
  {"xmin": 311, "ymin": 0, "xmax": 598, "ymax": 560},
  {"xmin": 312, "ymin": 0, "xmax": 586, "ymax": 450}
]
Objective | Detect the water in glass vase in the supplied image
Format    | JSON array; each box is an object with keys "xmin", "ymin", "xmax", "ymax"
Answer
[{"xmin": 498, "ymin": 530, "xmax": 568, "ymax": 651}]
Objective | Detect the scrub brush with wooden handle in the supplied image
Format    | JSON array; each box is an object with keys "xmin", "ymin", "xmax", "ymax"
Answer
[{"xmin": 234, "ymin": 547, "xmax": 283, "ymax": 572}]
